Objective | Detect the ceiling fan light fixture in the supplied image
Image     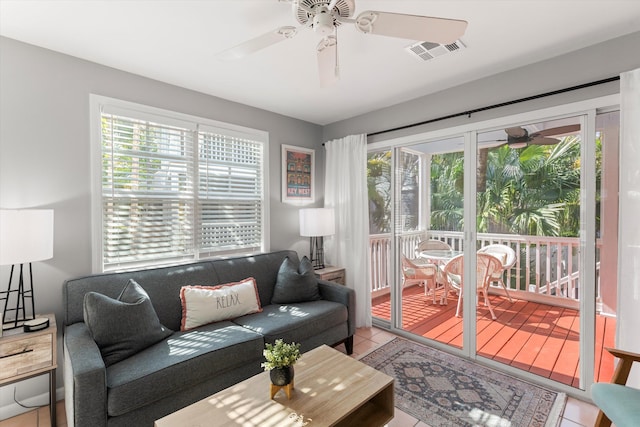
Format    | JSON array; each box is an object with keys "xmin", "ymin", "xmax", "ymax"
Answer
[{"xmin": 312, "ymin": 7, "xmax": 335, "ymax": 35}]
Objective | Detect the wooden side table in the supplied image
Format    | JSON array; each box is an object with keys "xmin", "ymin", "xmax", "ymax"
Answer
[
  {"xmin": 0, "ymin": 313, "xmax": 57, "ymax": 426},
  {"xmin": 314, "ymin": 265, "xmax": 346, "ymax": 285}
]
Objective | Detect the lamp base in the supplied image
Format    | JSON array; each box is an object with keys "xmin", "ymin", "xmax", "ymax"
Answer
[
  {"xmin": 1, "ymin": 263, "xmax": 36, "ymax": 331},
  {"xmin": 309, "ymin": 236, "xmax": 326, "ymax": 270}
]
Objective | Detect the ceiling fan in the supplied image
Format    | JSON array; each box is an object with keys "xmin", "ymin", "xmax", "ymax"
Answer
[
  {"xmin": 487, "ymin": 124, "xmax": 581, "ymax": 149},
  {"xmin": 217, "ymin": 0, "xmax": 468, "ymax": 87}
]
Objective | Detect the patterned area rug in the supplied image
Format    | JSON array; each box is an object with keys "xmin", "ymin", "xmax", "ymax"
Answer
[{"xmin": 360, "ymin": 337, "xmax": 566, "ymax": 427}]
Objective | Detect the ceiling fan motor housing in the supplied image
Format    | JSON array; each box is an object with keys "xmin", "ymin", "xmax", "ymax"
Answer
[
  {"xmin": 313, "ymin": 7, "xmax": 335, "ymax": 34},
  {"xmin": 294, "ymin": 0, "xmax": 356, "ymax": 27}
]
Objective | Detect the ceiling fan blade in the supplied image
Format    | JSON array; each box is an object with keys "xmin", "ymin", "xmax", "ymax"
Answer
[
  {"xmin": 529, "ymin": 137, "xmax": 561, "ymax": 145},
  {"xmin": 479, "ymin": 140, "xmax": 508, "ymax": 149},
  {"xmin": 354, "ymin": 11, "xmax": 467, "ymax": 44},
  {"xmin": 532, "ymin": 124, "xmax": 581, "ymax": 138},
  {"xmin": 317, "ymin": 35, "xmax": 339, "ymax": 87},
  {"xmin": 508, "ymin": 142, "xmax": 529, "ymax": 149},
  {"xmin": 217, "ymin": 26, "xmax": 299, "ymax": 60}
]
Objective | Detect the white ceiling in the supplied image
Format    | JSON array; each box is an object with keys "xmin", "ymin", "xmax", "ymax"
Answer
[{"xmin": 1, "ymin": 0, "xmax": 640, "ymax": 125}]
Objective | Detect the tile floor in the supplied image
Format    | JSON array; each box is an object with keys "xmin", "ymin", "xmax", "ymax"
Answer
[{"xmin": 0, "ymin": 327, "xmax": 600, "ymax": 427}]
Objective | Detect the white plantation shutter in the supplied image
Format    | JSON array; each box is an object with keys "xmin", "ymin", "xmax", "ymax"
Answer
[
  {"xmin": 98, "ymin": 102, "xmax": 266, "ymax": 271},
  {"xmin": 197, "ymin": 126, "xmax": 263, "ymax": 256}
]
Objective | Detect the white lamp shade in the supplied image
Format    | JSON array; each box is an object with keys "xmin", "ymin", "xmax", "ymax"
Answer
[
  {"xmin": 0, "ymin": 209, "xmax": 54, "ymax": 265},
  {"xmin": 299, "ymin": 208, "xmax": 335, "ymax": 237}
]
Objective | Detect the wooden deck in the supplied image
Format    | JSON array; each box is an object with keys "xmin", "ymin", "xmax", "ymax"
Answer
[{"xmin": 372, "ymin": 284, "xmax": 617, "ymax": 388}]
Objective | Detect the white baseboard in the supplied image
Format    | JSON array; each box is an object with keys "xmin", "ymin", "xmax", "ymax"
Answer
[{"xmin": 0, "ymin": 386, "xmax": 64, "ymax": 421}]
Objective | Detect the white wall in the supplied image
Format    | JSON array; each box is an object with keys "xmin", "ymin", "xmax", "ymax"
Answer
[{"xmin": 0, "ymin": 36, "xmax": 323, "ymax": 417}]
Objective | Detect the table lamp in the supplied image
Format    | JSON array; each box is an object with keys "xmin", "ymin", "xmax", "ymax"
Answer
[
  {"xmin": 0, "ymin": 209, "xmax": 54, "ymax": 330},
  {"xmin": 299, "ymin": 208, "xmax": 335, "ymax": 270}
]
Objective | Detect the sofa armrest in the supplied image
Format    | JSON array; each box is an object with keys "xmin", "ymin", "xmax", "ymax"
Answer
[
  {"xmin": 64, "ymin": 322, "xmax": 107, "ymax": 427},
  {"xmin": 317, "ymin": 280, "xmax": 356, "ymax": 337}
]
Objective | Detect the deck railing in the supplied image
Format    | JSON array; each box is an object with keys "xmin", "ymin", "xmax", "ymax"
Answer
[{"xmin": 370, "ymin": 230, "xmax": 596, "ymax": 307}]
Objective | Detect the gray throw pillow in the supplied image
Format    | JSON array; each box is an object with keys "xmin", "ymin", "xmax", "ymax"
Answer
[
  {"xmin": 83, "ymin": 279, "xmax": 173, "ymax": 367},
  {"xmin": 271, "ymin": 256, "xmax": 320, "ymax": 304}
]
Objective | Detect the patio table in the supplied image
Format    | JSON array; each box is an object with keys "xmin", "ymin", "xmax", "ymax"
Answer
[
  {"xmin": 419, "ymin": 249, "xmax": 462, "ymax": 264},
  {"xmin": 418, "ymin": 249, "xmax": 462, "ymax": 298}
]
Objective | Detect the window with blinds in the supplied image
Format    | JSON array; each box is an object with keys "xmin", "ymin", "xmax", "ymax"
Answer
[
  {"xmin": 197, "ymin": 127, "xmax": 263, "ymax": 257},
  {"xmin": 97, "ymin": 99, "xmax": 266, "ymax": 272}
]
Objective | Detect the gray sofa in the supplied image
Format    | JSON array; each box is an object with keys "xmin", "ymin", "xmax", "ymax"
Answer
[{"xmin": 62, "ymin": 250, "xmax": 355, "ymax": 427}]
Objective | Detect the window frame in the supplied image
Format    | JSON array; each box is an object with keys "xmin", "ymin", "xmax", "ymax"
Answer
[{"xmin": 90, "ymin": 95, "xmax": 270, "ymax": 273}]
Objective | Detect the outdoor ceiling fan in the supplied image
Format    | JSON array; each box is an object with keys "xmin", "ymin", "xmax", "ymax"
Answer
[
  {"xmin": 489, "ymin": 124, "xmax": 581, "ymax": 149},
  {"xmin": 217, "ymin": 0, "xmax": 468, "ymax": 86}
]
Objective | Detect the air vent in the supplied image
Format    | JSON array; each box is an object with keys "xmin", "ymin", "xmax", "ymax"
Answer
[{"xmin": 405, "ymin": 39, "xmax": 466, "ymax": 61}]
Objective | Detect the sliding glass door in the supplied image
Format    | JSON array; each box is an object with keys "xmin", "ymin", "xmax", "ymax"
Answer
[
  {"xmin": 475, "ymin": 116, "xmax": 585, "ymax": 387},
  {"xmin": 368, "ymin": 97, "xmax": 618, "ymax": 395},
  {"xmin": 369, "ymin": 137, "xmax": 467, "ymax": 352}
]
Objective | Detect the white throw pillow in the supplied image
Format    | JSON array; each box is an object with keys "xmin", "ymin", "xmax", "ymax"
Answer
[{"xmin": 180, "ymin": 278, "xmax": 262, "ymax": 331}]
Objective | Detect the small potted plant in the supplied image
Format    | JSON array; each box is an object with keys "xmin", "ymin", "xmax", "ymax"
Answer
[{"xmin": 262, "ymin": 339, "xmax": 301, "ymax": 386}]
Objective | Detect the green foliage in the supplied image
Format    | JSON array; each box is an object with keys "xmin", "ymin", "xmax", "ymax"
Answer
[
  {"xmin": 430, "ymin": 152, "xmax": 464, "ymax": 231},
  {"xmin": 367, "ymin": 151, "xmax": 392, "ymax": 233},
  {"xmin": 102, "ymin": 115, "xmax": 164, "ymax": 191},
  {"xmin": 468, "ymin": 137, "xmax": 580, "ymax": 237},
  {"xmin": 399, "ymin": 150, "xmax": 422, "ymax": 231},
  {"xmin": 463, "ymin": 136, "xmax": 581, "ymax": 236},
  {"xmin": 366, "ymin": 134, "xmax": 589, "ymax": 238},
  {"xmin": 261, "ymin": 339, "xmax": 301, "ymax": 371}
]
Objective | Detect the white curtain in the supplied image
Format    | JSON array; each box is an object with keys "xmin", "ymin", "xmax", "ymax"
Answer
[
  {"xmin": 618, "ymin": 67, "xmax": 640, "ymax": 387},
  {"xmin": 324, "ymin": 134, "xmax": 371, "ymax": 328}
]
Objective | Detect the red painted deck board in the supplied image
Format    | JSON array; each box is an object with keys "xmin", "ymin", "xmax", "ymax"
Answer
[
  {"xmin": 509, "ymin": 306, "xmax": 561, "ymax": 371},
  {"xmin": 476, "ymin": 299, "xmax": 531, "ymax": 356},
  {"xmin": 372, "ymin": 284, "xmax": 616, "ymax": 388},
  {"xmin": 601, "ymin": 316, "xmax": 617, "ymax": 379}
]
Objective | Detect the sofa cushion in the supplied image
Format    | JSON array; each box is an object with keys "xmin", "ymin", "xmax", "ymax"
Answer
[
  {"xmin": 83, "ymin": 279, "xmax": 173, "ymax": 367},
  {"xmin": 233, "ymin": 300, "xmax": 347, "ymax": 344},
  {"xmin": 271, "ymin": 256, "xmax": 320, "ymax": 304},
  {"xmin": 105, "ymin": 321, "xmax": 264, "ymax": 417},
  {"xmin": 179, "ymin": 277, "xmax": 262, "ymax": 330},
  {"xmin": 211, "ymin": 251, "xmax": 298, "ymax": 308}
]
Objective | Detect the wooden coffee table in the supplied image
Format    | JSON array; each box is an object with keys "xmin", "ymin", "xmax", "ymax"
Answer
[{"xmin": 155, "ymin": 344, "xmax": 394, "ymax": 427}]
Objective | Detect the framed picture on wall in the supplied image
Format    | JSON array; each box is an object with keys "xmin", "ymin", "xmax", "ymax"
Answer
[{"xmin": 282, "ymin": 144, "xmax": 315, "ymax": 203}]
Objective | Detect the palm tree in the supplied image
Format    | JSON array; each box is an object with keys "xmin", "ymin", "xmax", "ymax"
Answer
[
  {"xmin": 367, "ymin": 135, "xmax": 583, "ymax": 238},
  {"xmin": 477, "ymin": 136, "xmax": 581, "ymax": 236}
]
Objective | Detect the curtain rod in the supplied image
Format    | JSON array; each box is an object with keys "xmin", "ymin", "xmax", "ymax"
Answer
[{"xmin": 366, "ymin": 76, "xmax": 620, "ymax": 138}]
